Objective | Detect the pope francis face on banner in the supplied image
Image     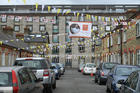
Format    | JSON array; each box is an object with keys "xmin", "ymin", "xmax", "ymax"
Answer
[{"xmin": 70, "ymin": 24, "xmax": 80, "ymax": 34}]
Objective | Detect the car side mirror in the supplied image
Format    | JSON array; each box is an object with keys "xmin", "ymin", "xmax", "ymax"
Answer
[
  {"xmin": 108, "ymin": 73, "xmax": 113, "ymax": 77},
  {"xmin": 117, "ymin": 79, "xmax": 125, "ymax": 84}
]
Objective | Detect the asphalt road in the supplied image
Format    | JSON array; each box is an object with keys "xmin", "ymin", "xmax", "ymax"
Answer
[{"xmin": 53, "ymin": 69, "xmax": 106, "ymax": 93}]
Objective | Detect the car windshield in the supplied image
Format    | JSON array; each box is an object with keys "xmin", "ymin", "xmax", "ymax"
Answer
[
  {"xmin": 51, "ymin": 63, "xmax": 57, "ymax": 67},
  {"xmin": 86, "ymin": 64, "xmax": 96, "ymax": 68},
  {"xmin": 116, "ymin": 67, "xmax": 140, "ymax": 76},
  {"xmin": 14, "ymin": 60, "xmax": 48, "ymax": 69},
  {"xmin": 0, "ymin": 72, "xmax": 12, "ymax": 86},
  {"xmin": 103, "ymin": 63, "xmax": 116, "ymax": 69}
]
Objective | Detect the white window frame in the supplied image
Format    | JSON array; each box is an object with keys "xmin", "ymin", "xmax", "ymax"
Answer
[
  {"xmin": 93, "ymin": 25, "xmax": 98, "ymax": 31},
  {"xmin": 1, "ymin": 17, "xmax": 7, "ymax": 22},
  {"xmin": 123, "ymin": 53, "xmax": 128, "ymax": 65},
  {"xmin": 8, "ymin": 53, "xmax": 11, "ymax": 66},
  {"xmin": 137, "ymin": 50, "xmax": 140, "ymax": 65},
  {"xmin": 26, "ymin": 25, "xmax": 33, "ymax": 32},
  {"xmin": 106, "ymin": 26, "xmax": 111, "ymax": 31},
  {"xmin": 110, "ymin": 35, "xmax": 113, "ymax": 46},
  {"xmin": 27, "ymin": 17, "xmax": 33, "ymax": 22},
  {"xmin": 136, "ymin": 20, "xmax": 140, "ymax": 37},
  {"xmin": 107, "ymin": 37, "xmax": 110, "ymax": 47},
  {"xmin": 14, "ymin": 16, "xmax": 20, "ymax": 22},
  {"xmin": 118, "ymin": 34, "xmax": 121, "ymax": 44},
  {"xmin": 2, "ymin": 52, "xmax": 5, "ymax": 66},
  {"xmin": 39, "ymin": 25, "xmax": 46, "ymax": 32},
  {"xmin": 14, "ymin": 25, "xmax": 20, "ymax": 32},
  {"xmin": 123, "ymin": 31, "xmax": 127, "ymax": 42}
]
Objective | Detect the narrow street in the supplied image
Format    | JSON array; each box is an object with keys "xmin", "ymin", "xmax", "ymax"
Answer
[{"xmin": 54, "ymin": 69, "xmax": 106, "ymax": 93}]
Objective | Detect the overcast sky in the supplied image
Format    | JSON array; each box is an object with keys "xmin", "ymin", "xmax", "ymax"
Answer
[{"xmin": 0, "ymin": 0, "xmax": 140, "ymax": 5}]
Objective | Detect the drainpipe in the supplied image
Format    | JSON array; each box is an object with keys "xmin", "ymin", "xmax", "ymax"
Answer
[{"xmin": 120, "ymin": 28, "xmax": 123, "ymax": 64}]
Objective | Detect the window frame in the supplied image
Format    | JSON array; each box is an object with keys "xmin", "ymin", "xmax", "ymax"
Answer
[
  {"xmin": 52, "ymin": 35, "xmax": 59, "ymax": 43},
  {"xmin": 136, "ymin": 20, "xmax": 140, "ymax": 37},
  {"xmin": 14, "ymin": 25, "xmax": 20, "ymax": 32},
  {"xmin": 1, "ymin": 16, "xmax": 7, "ymax": 23},
  {"xmin": 14, "ymin": 16, "xmax": 20, "ymax": 22},
  {"xmin": 26, "ymin": 25, "xmax": 33, "ymax": 32},
  {"xmin": 39, "ymin": 25, "xmax": 46, "ymax": 32}
]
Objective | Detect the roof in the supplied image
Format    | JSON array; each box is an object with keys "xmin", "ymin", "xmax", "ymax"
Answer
[
  {"xmin": 16, "ymin": 57, "xmax": 45, "ymax": 60},
  {"xmin": 1, "ymin": 0, "xmax": 140, "ymax": 5},
  {"xmin": 0, "ymin": 31, "xmax": 33, "ymax": 53}
]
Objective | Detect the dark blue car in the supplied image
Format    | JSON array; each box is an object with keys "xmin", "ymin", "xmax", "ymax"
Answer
[
  {"xmin": 51, "ymin": 63, "xmax": 61, "ymax": 80},
  {"xmin": 118, "ymin": 70, "xmax": 140, "ymax": 93},
  {"xmin": 106, "ymin": 65, "xmax": 140, "ymax": 93}
]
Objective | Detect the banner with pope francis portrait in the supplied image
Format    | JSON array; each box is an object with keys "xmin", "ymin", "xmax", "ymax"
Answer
[{"xmin": 68, "ymin": 21, "xmax": 92, "ymax": 38}]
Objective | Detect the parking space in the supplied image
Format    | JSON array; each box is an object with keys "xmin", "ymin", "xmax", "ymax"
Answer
[{"xmin": 54, "ymin": 69, "xmax": 106, "ymax": 93}]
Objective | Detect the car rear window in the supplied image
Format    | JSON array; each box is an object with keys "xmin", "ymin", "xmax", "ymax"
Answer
[
  {"xmin": 103, "ymin": 63, "xmax": 116, "ymax": 69},
  {"xmin": 0, "ymin": 72, "xmax": 12, "ymax": 86},
  {"xmin": 86, "ymin": 64, "xmax": 96, "ymax": 68},
  {"xmin": 14, "ymin": 60, "xmax": 48, "ymax": 69}
]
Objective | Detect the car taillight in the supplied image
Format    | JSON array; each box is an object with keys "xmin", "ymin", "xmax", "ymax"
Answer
[
  {"xmin": 25, "ymin": 59, "xmax": 32, "ymax": 60},
  {"xmin": 101, "ymin": 72, "xmax": 104, "ymax": 76},
  {"xmin": 43, "ymin": 70, "xmax": 49, "ymax": 76},
  {"xmin": 12, "ymin": 70, "xmax": 19, "ymax": 93}
]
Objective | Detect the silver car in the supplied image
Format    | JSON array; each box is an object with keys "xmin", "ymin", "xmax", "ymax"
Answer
[
  {"xmin": 0, "ymin": 66, "xmax": 44, "ymax": 93},
  {"xmin": 14, "ymin": 57, "xmax": 55, "ymax": 93}
]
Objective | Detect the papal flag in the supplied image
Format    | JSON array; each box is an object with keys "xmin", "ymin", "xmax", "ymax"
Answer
[{"xmin": 68, "ymin": 21, "xmax": 92, "ymax": 38}]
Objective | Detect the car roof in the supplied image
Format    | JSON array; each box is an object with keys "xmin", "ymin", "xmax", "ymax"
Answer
[
  {"xmin": 115, "ymin": 65, "xmax": 140, "ymax": 68},
  {"xmin": 85, "ymin": 63, "xmax": 95, "ymax": 64},
  {"xmin": 16, "ymin": 57, "xmax": 45, "ymax": 60},
  {"xmin": 0, "ymin": 66, "xmax": 25, "ymax": 72}
]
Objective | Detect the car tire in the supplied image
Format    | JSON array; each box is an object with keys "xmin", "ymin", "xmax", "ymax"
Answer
[
  {"xmin": 47, "ymin": 85, "xmax": 53, "ymax": 93},
  {"xmin": 111, "ymin": 88, "xmax": 115, "ymax": 93},
  {"xmin": 98, "ymin": 78, "xmax": 102, "ymax": 85},
  {"xmin": 43, "ymin": 86, "xmax": 47, "ymax": 93},
  {"xmin": 95, "ymin": 77, "xmax": 98, "ymax": 83},
  {"xmin": 106, "ymin": 86, "xmax": 110, "ymax": 93},
  {"xmin": 52, "ymin": 80, "xmax": 56, "ymax": 89}
]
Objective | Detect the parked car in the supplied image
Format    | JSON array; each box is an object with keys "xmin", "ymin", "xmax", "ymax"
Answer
[
  {"xmin": 106, "ymin": 65, "xmax": 140, "ymax": 93},
  {"xmin": 82, "ymin": 63, "xmax": 96, "ymax": 75},
  {"xmin": 0, "ymin": 66, "xmax": 44, "ymax": 93},
  {"xmin": 14, "ymin": 57, "xmax": 55, "ymax": 93},
  {"xmin": 78, "ymin": 63, "xmax": 85, "ymax": 72},
  {"xmin": 95, "ymin": 62, "xmax": 118, "ymax": 85},
  {"xmin": 51, "ymin": 63, "xmax": 61, "ymax": 80},
  {"xmin": 57, "ymin": 63, "xmax": 65, "ymax": 75},
  {"xmin": 118, "ymin": 70, "xmax": 140, "ymax": 93}
]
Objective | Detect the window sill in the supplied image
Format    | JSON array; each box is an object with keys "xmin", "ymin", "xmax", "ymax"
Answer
[
  {"xmin": 136, "ymin": 35, "xmax": 140, "ymax": 38},
  {"xmin": 123, "ymin": 41, "xmax": 127, "ymax": 43}
]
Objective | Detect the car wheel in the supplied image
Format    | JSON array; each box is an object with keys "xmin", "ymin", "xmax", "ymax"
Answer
[
  {"xmin": 43, "ymin": 86, "xmax": 47, "ymax": 93},
  {"xmin": 98, "ymin": 78, "xmax": 102, "ymax": 85},
  {"xmin": 95, "ymin": 77, "xmax": 98, "ymax": 83},
  {"xmin": 47, "ymin": 85, "xmax": 53, "ymax": 93},
  {"xmin": 52, "ymin": 80, "xmax": 56, "ymax": 89},
  {"xmin": 106, "ymin": 86, "xmax": 110, "ymax": 93},
  {"xmin": 111, "ymin": 88, "xmax": 114, "ymax": 93}
]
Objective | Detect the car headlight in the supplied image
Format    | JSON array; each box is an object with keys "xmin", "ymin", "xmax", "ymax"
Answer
[
  {"xmin": 55, "ymin": 69, "xmax": 58, "ymax": 73},
  {"xmin": 116, "ymin": 84, "xmax": 122, "ymax": 89}
]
